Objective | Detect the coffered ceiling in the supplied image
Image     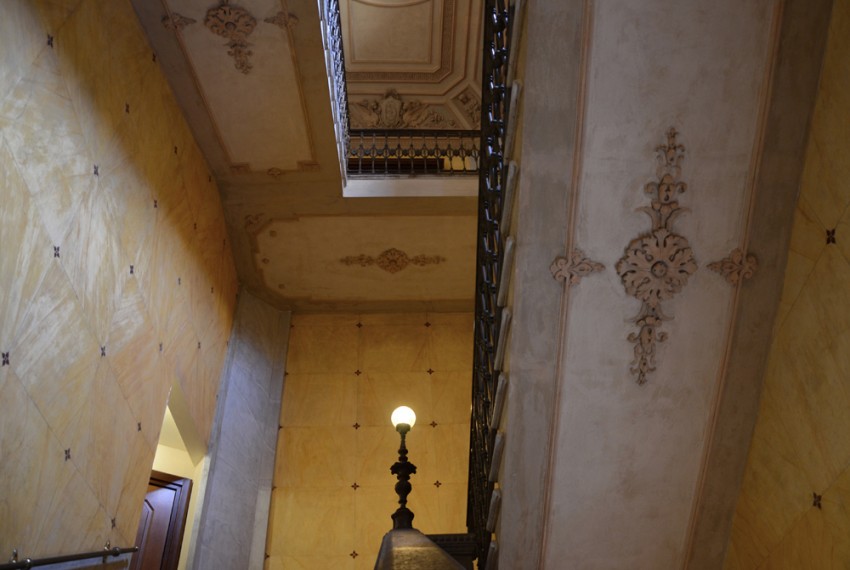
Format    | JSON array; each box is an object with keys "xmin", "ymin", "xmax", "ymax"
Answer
[
  {"xmin": 130, "ymin": 0, "xmax": 478, "ymax": 311},
  {"xmin": 342, "ymin": 0, "xmax": 483, "ymax": 129}
]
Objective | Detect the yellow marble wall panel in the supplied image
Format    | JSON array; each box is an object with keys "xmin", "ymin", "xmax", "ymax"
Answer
[
  {"xmin": 55, "ymin": 2, "xmax": 122, "ymax": 163},
  {"xmin": 269, "ymin": 313, "xmax": 472, "ymax": 567},
  {"xmin": 0, "ymin": 49, "xmax": 95, "ymax": 247},
  {"xmin": 354, "ymin": 484, "xmax": 397, "ymax": 565},
  {"xmin": 280, "ymin": 373, "xmax": 357, "ymax": 427},
  {"xmin": 271, "ymin": 487, "xmax": 355, "ymax": 557},
  {"xmin": 106, "ymin": 275, "xmax": 170, "ymax": 448},
  {"xmin": 726, "ymin": 1, "xmax": 850, "ymax": 567},
  {"xmin": 0, "ymin": 368, "xmax": 113, "ymax": 555},
  {"xmin": 758, "ymin": 464, "xmax": 850, "ymax": 569},
  {"xmin": 360, "ymin": 325, "xmax": 430, "ymax": 373},
  {"xmin": 59, "ymin": 179, "xmax": 128, "ymax": 344},
  {"xmin": 0, "ymin": 140, "xmax": 52, "ymax": 344},
  {"xmin": 428, "ymin": 315, "xmax": 475, "ymax": 373},
  {"xmin": 276, "ymin": 426, "xmax": 357, "ymax": 487},
  {"xmin": 0, "ymin": 2, "xmax": 53, "ymax": 116},
  {"xmin": 32, "ymin": 0, "xmax": 84, "ymax": 36},
  {"xmin": 0, "ymin": 0, "xmax": 237, "ymax": 558},
  {"xmin": 358, "ymin": 372, "xmax": 433, "ymax": 427},
  {"xmin": 432, "ymin": 371, "xmax": 473, "ymax": 424},
  {"xmin": 286, "ymin": 320, "xmax": 360, "ymax": 374}
]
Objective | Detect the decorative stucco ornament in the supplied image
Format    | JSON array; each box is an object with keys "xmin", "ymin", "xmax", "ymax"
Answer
[
  {"xmin": 161, "ymin": 13, "xmax": 196, "ymax": 32},
  {"xmin": 349, "ymin": 90, "xmax": 457, "ymax": 129},
  {"xmin": 616, "ymin": 128, "xmax": 697, "ymax": 385},
  {"xmin": 340, "ymin": 248, "xmax": 446, "ymax": 273},
  {"xmin": 708, "ymin": 248, "xmax": 758, "ymax": 285},
  {"xmin": 204, "ymin": 3, "xmax": 257, "ymax": 74},
  {"xmin": 549, "ymin": 248, "xmax": 604, "ymax": 286}
]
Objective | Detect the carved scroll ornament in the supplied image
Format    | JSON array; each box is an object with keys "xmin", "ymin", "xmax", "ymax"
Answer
[
  {"xmin": 616, "ymin": 128, "xmax": 697, "ymax": 385},
  {"xmin": 161, "ymin": 13, "xmax": 196, "ymax": 31},
  {"xmin": 550, "ymin": 248, "xmax": 604, "ymax": 286},
  {"xmin": 708, "ymin": 248, "xmax": 758, "ymax": 285},
  {"xmin": 349, "ymin": 90, "xmax": 457, "ymax": 129}
]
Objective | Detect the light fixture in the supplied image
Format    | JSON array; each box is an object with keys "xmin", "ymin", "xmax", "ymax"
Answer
[
  {"xmin": 391, "ymin": 405, "xmax": 416, "ymax": 431},
  {"xmin": 389, "ymin": 405, "xmax": 417, "ymax": 529}
]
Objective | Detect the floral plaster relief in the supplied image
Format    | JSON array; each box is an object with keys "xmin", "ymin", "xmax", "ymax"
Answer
[
  {"xmin": 616, "ymin": 128, "xmax": 697, "ymax": 385},
  {"xmin": 204, "ymin": 3, "xmax": 257, "ymax": 74},
  {"xmin": 340, "ymin": 248, "xmax": 446, "ymax": 273}
]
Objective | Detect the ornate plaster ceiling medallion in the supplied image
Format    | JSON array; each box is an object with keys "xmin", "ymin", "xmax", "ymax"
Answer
[
  {"xmin": 340, "ymin": 248, "xmax": 446, "ymax": 273},
  {"xmin": 161, "ymin": 13, "xmax": 196, "ymax": 32},
  {"xmin": 204, "ymin": 3, "xmax": 257, "ymax": 74},
  {"xmin": 708, "ymin": 248, "xmax": 758, "ymax": 285},
  {"xmin": 350, "ymin": 90, "xmax": 457, "ymax": 129},
  {"xmin": 550, "ymin": 249, "xmax": 604, "ymax": 286},
  {"xmin": 616, "ymin": 128, "xmax": 698, "ymax": 385}
]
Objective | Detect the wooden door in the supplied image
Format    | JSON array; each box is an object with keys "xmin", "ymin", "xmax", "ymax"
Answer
[{"xmin": 131, "ymin": 472, "xmax": 192, "ymax": 570}]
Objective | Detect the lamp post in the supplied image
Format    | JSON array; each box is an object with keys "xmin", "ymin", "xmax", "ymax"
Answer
[{"xmin": 390, "ymin": 406, "xmax": 417, "ymax": 530}]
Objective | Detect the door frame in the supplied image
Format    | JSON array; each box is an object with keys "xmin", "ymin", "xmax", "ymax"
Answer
[{"xmin": 135, "ymin": 470, "xmax": 193, "ymax": 570}]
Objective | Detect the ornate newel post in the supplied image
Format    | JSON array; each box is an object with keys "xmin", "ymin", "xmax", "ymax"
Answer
[{"xmin": 390, "ymin": 406, "xmax": 417, "ymax": 529}]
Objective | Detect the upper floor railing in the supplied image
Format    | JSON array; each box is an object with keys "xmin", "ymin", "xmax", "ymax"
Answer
[
  {"xmin": 347, "ymin": 129, "xmax": 480, "ymax": 176},
  {"xmin": 318, "ymin": 0, "xmax": 350, "ymax": 181}
]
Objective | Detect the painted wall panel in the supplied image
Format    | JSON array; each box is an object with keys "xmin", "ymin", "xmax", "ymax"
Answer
[{"xmin": 0, "ymin": 0, "xmax": 238, "ymax": 558}]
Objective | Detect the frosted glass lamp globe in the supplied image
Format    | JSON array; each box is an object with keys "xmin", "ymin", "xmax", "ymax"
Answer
[{"xmin": 391, "ymin": 406, "xmax": 416, "ymax": 430}]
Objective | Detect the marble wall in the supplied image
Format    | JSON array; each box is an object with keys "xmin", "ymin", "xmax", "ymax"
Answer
[
  {"xmin": 266, "ymin": 313, "xmax": 472, "ymax": 569},
  {"xmin": 191, "ymin": 291, "xmax": 290, "ymax": 570},
  {"xmin": 724, "ymin": 1, "xmax": 850, "ymax": 567},
  {"xmin": 0, "ymin": 0, "xmax": 238, "ymax": 559}
]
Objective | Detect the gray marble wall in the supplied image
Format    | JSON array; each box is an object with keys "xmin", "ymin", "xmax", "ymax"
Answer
[{"xmin": 189, "ymin": 291, "xmax": 291, "ymax": 570}]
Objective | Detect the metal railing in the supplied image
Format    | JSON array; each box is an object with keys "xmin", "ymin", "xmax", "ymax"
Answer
[
  {"xmin": 320, "ymin": 0, "xmax": 513, "ymax": 564},
  {"xmin": 319, "ymin": 0, "xmax": 350, "ymax": 180},
  {"xmin": 467, "ymin": 0, "xmax": 516, "ymax": 566},
  {"xmin": 347, "ymin": 130, "xmax": 480, "ymax": 176},
  {"xmin": 0, "ymin": 546, "xmax": 138, "ymax": 570}
]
